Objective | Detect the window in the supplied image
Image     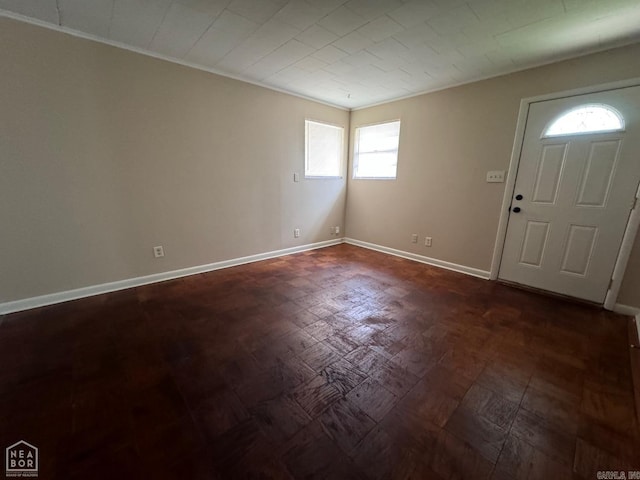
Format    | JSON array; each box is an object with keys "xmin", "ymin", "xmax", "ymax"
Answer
[
  {"xmin": 353, "ymin": 120, "xmax": 401, "ymax": 179},
  {"xmin": 305, "ymin": 120, "xmax": 343, "ymax": 177},
  {"xmin": 544, "ymin": 104, "xmax": 624, "ymax": 137}
]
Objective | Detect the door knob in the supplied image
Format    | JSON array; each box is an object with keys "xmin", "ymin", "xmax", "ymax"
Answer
[
  {"xmin": 512, "ymin": 207, "xmax": 521, "ymax": 213},
  {"xmin": 515, "ymin": 194, "xmax": 523, "ymax": 200}
]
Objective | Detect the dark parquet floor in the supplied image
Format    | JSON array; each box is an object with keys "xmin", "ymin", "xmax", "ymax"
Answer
[{"xmin": 0, "ymin": 244, "xmax": 638, "ymax": 479}]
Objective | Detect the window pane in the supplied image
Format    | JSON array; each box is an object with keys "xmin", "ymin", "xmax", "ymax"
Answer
[
  {"xmin": 305, "ymin": 120, "xmax": 343, "ymax": 177},
  {"xmin": 358, "ymin": 122, "xmax": 401, "ymax": 153},
  {"xmin": 355, "ymin": 152, "xmax": 398, "ymax": 178},
  {"xmin": 544, "ymin": 104, "xmax": 624, "ymax": 137},
  {"xmin": 354, "ymin": 120, "xmax": 400, "ymax": 179}
]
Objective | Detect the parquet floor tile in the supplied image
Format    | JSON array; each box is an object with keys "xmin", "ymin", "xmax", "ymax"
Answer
[{"xmin": 0, "ymin": 244, "xmax": 638, "ymax": 479}]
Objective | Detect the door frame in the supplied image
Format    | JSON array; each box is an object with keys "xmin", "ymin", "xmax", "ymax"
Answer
[{"xmin": 489, "ymin": 77, "xmax": 640, "ymax": 310}]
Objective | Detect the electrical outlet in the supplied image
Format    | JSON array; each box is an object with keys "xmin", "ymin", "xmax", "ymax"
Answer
[
  {"xmin": 411, "ymin": 234, "xmax": 418, "ymax": 244},
  {"xmin": 425, "ymin": 237, "xmax": 432, "ymax": 247},
  {"xmin": 153, "ymin": 246, "xmax": 165, "ymax": 258},
  {"xmin": 294, "ymin": 228, "xmax": 300, "ymax": 238},
  {"xmin": 294, "ymin": 172, "xmax": 300, "ymax": 182},
  {"xmin": 330, "ymin": 226, "xmax": 335, "ymax": 235},
  {"xmin": 335, "ymin": 226, "xmax": 340, "ymax": 234}
]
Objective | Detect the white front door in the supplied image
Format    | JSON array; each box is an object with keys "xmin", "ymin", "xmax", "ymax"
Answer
[{"xmin": 499, "ymin": 86, "xmax": 640, "ymax": 303}]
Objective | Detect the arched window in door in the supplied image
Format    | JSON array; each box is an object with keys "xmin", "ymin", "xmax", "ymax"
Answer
[{"xmin": 543, "ymin": 104, "xmax": 624, "ymax": 137}]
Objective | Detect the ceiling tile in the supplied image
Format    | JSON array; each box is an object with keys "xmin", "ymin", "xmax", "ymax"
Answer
[
  {"xmin": 243, "ymin": 38, "xmax": 313, "ymax": 79},
  {"xmin": 294, "ymin": 55, "xmax": 328, "ymax": 72},
  {"xmin": 561, "ymin": 0, "xmax": 596, "ymax": 10},
  {"xmin": 311, "ymin": 44, "xmax": 349, "ymax": 63},
  {"xmin": 342, "ymin": 50, "xmax": 379, "ymax": 67},
  {"xmin": 357, "ymin": 15, "xmax": 404, "ymax": 42},
  {"xmin": 226, "ymin": 0, "xmax": 284, "ymax": 24},
  {"xmin": 174, "ymin": 0, "xmax": 230, "ymax": 17},
  {"xmin": 265, "ymin": 65, "xmax": 309, "ymax": 85},
  {"xmin": 344, "ymin": 0, "xmax": 403, "ymax": 21},
  {"xmin": 149, "ymin": 2, "xmax": 214, "ymax": 58},
  {"xmin": 456, "ymin": 37, "xmax": 501, "ymax": 59},
  {"xmin": 213, "ymin": 42, "xmax": 267, "ymax": 73},
  {"xmin": 392, "ymin": 22, "xmax": 439, "ymax": 48},
  {"xmin": 366, "ymin": 37, "xmax": 410, "ymax": 61},
  {"xmin": 317, "ymin": 5, "xmax": 367, "ymax": 37},
  {"xmin": 351, "ymin": 64, "xmax": 387, "ymax": 81},
  {"xmin": 59, "ymin": 0, "xmax": 113, "ymax": 38},
  {"xmin": 110, "ymin": 0, "xmax": 171, "ymax": 48},
  {"xmin": 494, "ymin": 17, "xmax": 555, "ymax": 47},
  {"xmin": 295, "ymin": 24, "xmax": 338, "ymax": 49},
  {"xmin": 323, "ymin": 59, "xmax": 357, "ymax": 76},
  {"xmin": 466, "ymin": 0, "xmax": 519, "ymax": 21},
  {"xmin": 427, "ymin": 31, "xmax": 470, "ymax": 55},
  {"xmin": 397, "ymin": 61, "xmax": 429, "ymax": 77},
  {"xmin": 370, "ymin": 52, "xmax": 409, "ymax": 72},
  {"xmin": 461, "ymin": 15, "xmax": 513, "ymax": 38},
  {"xmin": 316, "ymin": 78, "xmax": 351, "ymax": 94},
  {"xmin": 3, "ymin": 0, "xmax": 640, "ymax": 107},
  {"xmin": 273, "ymin": 0, "xmax": 324, "ymax": 30},
  {"xmin": 422, "ymin": 64, "xmax": 461, "ymax": 83},
  {"xmin": 312, "ymin": 0, "xmax": 350, "ymax": 16},
  {"xmin": 387, "ymin": 0, "xmax": 440, "ymax": 28},
  {"xmin": 575, "ymin": 4, "xmax": 640, "ymax": 41},
  {"xmin": 300, "ymin": 68, "xmax": 337, "ymax": 85},
  {"xmin": 215, "ymin": 18, "xmax": 299, "ymax": 72},
  {"xmin": 453, "ymin": 54, "xmax": 495, "ymax": 76},
  {"xmin": 484, "ymin": 48, "xmax": 516, "ymax": 68},
  {"xmin": 0, "ymin": 0, "xmax": 59, "ymax": 23},
  {"xmin": 505, "ymin": 0, "xmax": 565, "ymax": 30},
  {"xmin": 332, "ymin": 31, "xmax": 373, "ymax": 54},
  {"xmin": 427, "ymin": 4, "xmax": 480, "ymax": 35},
  {"xmin": 250, "ymin": 17, "xmax": 300, "ymax": 45},
  {"xmin": 186, "ymin": 10, "xmax": 258, "ymax": 65},
  {"xmin": 430, "ymin": 0, "xmax": 467, "ymax": 8}
]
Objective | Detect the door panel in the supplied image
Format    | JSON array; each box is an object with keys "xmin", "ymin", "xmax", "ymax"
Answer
[
  {"xmin": 575, "ymin": 140, "xmax": 619, "ymax": 207},
  {"xmin": 560, "ymin": 225, "xmax": 597, "ymax": 275},
  {"xmin": 519, "ymin": 221, "xmax": 549, "ymax": 267},
  {"xmin": 532, "ymin": 144, "xmax": 567, "ymax": 204},
  {"xmin": 499, "ymin": 86, "xmax": 640, "ymax": 303}
]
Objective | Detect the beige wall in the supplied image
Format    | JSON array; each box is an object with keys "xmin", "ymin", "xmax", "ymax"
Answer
[
  {"xmin": 0, "ymin": 18, "xmax": 348, "ymax": 303},
  {"xmin": 2, "ymin": 16, "xmax": 638, "ymax": 309},
  {"xmin": 347, "ymin": 43, "xmax": 640, "ymax": 308}
]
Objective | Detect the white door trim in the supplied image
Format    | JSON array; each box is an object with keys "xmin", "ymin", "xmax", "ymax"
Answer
[
  {"xmin": 605, "ymin": 182, "xmax": 640, "ymax": 310},
  {"xmin": 490, "ymin": 77, "xmax": 640, "ymax": 310}
]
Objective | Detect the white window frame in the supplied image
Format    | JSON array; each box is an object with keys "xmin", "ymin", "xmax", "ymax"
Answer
[
  {"xmin": 304, "ymin": 119, "xmax": 344, "ymax": 179},
  {"xmin": 353, "ymin": 119, "xmax": 401, "ymax": 180}
]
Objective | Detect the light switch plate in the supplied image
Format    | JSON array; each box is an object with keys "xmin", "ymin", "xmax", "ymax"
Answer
[{"xmin": 487, "ymin": 170, "xmax": 505, "ymax": 183}]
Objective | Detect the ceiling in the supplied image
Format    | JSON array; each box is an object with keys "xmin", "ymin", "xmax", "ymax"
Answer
[{"xmin": 1, "ymin": 0, "xmax": 640, "ymax": 108}]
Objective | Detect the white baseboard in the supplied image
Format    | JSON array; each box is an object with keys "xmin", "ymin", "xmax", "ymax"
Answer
[
  {"xmin": 9, "ymin": 236, "xmax": 626, "ymax": 316},
  {"xmin": 0, "ymin": 239, "xmax": 343, "ymax": 315},
  {"xmin": 613, "ymin": 306, "xmax": 640, "ymax": 349},
  {"xmin": 613, "ymin": 305, "xmax": 640, "ymax": 341},
  {"xmin": 343, "ymin": 237, "xmax": 491, "ymax": 280},
  {"xmin": 613, "ymin": 303, "xmax": 640, "ymax": 316}
]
